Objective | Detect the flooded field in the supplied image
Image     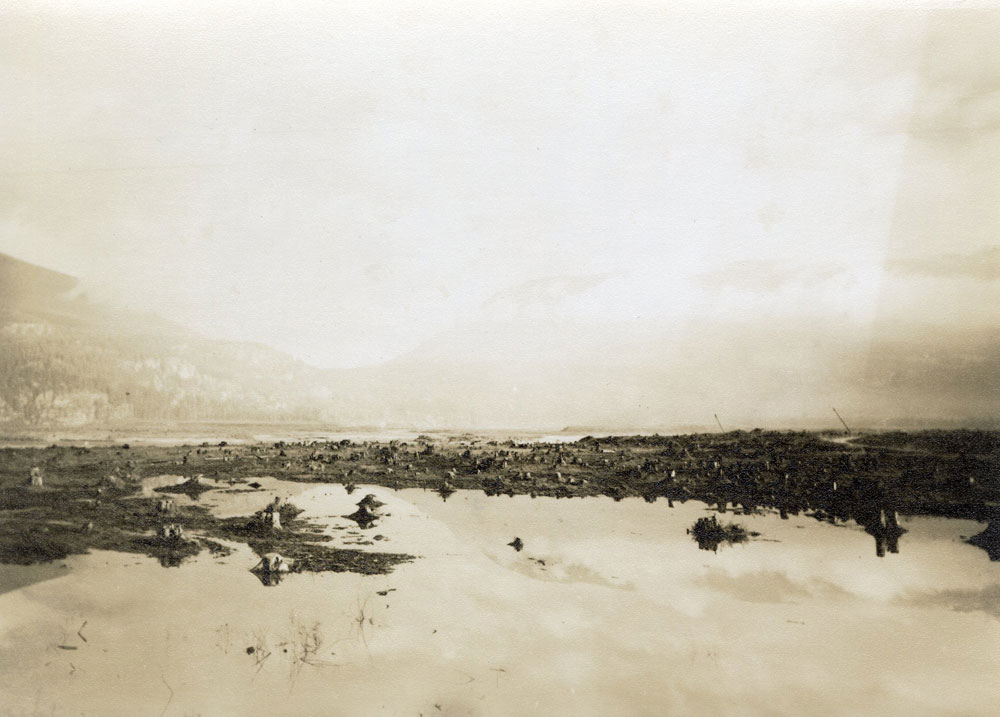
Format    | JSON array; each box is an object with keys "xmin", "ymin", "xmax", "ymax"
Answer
[{"xmin": 2, "ymin": 479, "xmax": 999, "ymax": 716}]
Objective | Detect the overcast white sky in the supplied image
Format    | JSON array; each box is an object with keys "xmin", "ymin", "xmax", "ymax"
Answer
[{"xmin": 1, "ymin": 0, "xmax": 997, "ymax": 370}]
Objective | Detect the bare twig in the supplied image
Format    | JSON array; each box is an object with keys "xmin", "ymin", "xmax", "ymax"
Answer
[
  {"xmin": 491, "ymin": 667, "xmax": 507, "ymax": 687},
  {"xmin": 160, "ymin": 676, "xmax": 173, "ymax": 717}
]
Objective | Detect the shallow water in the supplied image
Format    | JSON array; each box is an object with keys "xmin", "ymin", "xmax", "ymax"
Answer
[{"xmin": 1, "ymin": 482, "xmax": 998, "ymax": 716}]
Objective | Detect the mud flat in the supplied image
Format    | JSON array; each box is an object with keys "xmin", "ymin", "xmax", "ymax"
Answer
[
  {"xmin": 0, "ymin": 429, "xmax": 997, "ymax": 569},
  {"xmin": 0, "ymin": 471, "xmax": 412, "ymax": 574}
]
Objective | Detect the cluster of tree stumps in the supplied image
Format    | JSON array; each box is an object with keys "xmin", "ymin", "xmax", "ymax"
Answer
[
  {"xmin": 0, "ymin": 459, "xmax": 412, "ymax": 573},
  {"xmin": 0, "ymin": 429, "xmax": 997, "ymax": 566}
]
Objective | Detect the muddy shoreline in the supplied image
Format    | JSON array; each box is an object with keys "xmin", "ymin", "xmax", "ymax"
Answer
[{"xmin": 1, "ymin": 429, "xmax": 997, "ymax": 570}]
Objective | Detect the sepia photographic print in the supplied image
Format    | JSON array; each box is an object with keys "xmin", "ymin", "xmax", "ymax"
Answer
[{"xmin": 1, "ymin": 1, "xmax": 999, "ymax": 715}]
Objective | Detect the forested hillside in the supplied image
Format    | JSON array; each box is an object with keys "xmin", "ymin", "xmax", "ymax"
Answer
[{"xmin": 0, "ymin": 253, "xmax": 332, "ymax": 426}]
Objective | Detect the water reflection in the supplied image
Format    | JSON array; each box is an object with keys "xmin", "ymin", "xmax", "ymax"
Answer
[
  {"xmin": 251, "ymin": 570, "xmax": 284, "ymax": 586},
  {"xmin": 670, "ymin": 473, "xmax": 929, "ymax": 559},
  {"xmin": 689, "ymin": 500, "xmax": 912, "ymax": 557},
  {"xmin": 250, "ymin": 553, "xmax": 291, "ymax": 586},
  {"xmin": 857, "ymin": 506, "xmax": 906, "ymax": 558},
  {"xmin": 3, "ymin": 485, "xmax": 1000, "ymax": 716},
  {"xmin": 969, "ymin": 520, "xmax": 1000, "ymax": 560},
  {"xmin": 136, "ymin": 473, "xmax": 959, "ymax": 573},
  {"xmin": 344, "ymin": 493, "xmax": 385, "ymax": 529},
  {"xmin": 157, "ymin": 551, "xmax": 189, "ymax": 568},
  {"xmin": 688, "ymin": 515, "xmax": 750, "ymax": 552}
]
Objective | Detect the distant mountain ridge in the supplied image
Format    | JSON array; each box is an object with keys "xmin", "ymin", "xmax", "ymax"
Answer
[
  {"xmin": 0, "ymin": 252, "xmax": 333, "ymax": 427},
  {"xmin": 1, "ymin": 252, "xmax": 997, "ymax": 431},
  {"xmin": 0, "ymin": 252, "xmax": 77, "ymax": 305}
]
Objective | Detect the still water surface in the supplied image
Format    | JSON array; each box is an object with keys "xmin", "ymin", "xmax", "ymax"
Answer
[{"xmin": 1, "ymin": 481, "xmax": 998, "ymax": 716}]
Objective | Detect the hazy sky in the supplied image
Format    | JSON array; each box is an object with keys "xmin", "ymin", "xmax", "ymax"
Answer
[{"xmin": 1, "ymin": 0, "xmax": 997, "ymax": 370}]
